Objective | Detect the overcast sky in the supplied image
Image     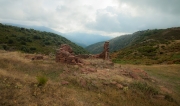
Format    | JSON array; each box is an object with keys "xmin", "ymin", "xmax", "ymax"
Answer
[{"xmin": 0, "ymin": 0, "xmax": 180, "ymax": 37}]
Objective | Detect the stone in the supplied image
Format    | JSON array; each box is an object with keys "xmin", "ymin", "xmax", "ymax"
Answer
[
  {"xmin": 56, "ymin": 44, "xmax": 84, "ymax": 65},
  {"xmin": 25, "ymin": 54, "xmax": 44, "ymax": 60},
  {"xmin": 103, "ymin": 82, "xmax": 109, "ymax": 85},
  {"xmin": 94, "ymin": 41, "xmax": 110, "ymax": 60},
  {"xmin": 110, "ymin": 81, "xmax": 117, "ymax": 85},
  {"xmin": 153, "ymin": 95, "xmax": 165, "ymax": 99},
  {"xmin": 80, "ymin": 79, "xmax": 86, "ymax": 87},
  {"xmin": 33, "ymin": 55, "xmax": 43, "ymax": 60},
  {"xmin": 87, "ymin": 68, "xmax": 97, "ymax": 72},
  {"xmin": 116, "ymin": 83, "xmax": 123, "ymax": 89},
  {"xmin": 60, "ymin": 44, "xmax": 73, "ymax": 53},
  {"xmin": 106, "ymin": 61, "xmax": 114, "ymax": 66},
  {"xmin": 77, "ymin": 63, "xmax": 83, "ymax": 67},
  {"xmin": 61, "ymin": 80, "xmax": 69, "ymax": 85},
  {"xmin": 129, "ymin": 72, "xmax": 139, "ymax": 80}
]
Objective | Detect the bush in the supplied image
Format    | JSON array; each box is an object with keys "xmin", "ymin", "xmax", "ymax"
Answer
[
  {"xmin": 130, "ymin": 81, "xmax": 159, "ymax": 96},
  {"xmin": 2, "ymin": 44, "xmax": 9, "ymax": 50},
  {"xmin": 20, "ymin": 46, "xmax": 29, "ymax": 52},
  {"xmin": 36, "ymin": 75, "xmax": 48, "ymax": 86},
  {"xmin": 8, "ymin": 39, "xmax": 14, "ymax": 44}
]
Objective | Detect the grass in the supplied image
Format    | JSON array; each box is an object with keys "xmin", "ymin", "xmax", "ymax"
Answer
[
  {"xmin": 0, "ymin": 50, "xmax": 179, "ymax": 106},
  {"xmin": 122, "ymin": 64, "xmax": 180, "ymax": 104},
  {"xmin": 36, "ymin": 75, "xmax": 48, "ymax": 86}
]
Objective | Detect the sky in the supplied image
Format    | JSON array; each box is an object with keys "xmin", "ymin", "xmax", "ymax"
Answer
[{"xmin": 0, "ymin": 0, "xmax": 180, "ymax": 37}]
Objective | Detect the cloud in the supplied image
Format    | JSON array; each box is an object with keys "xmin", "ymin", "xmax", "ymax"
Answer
[
  {"xmin": 87, "ymin": 0, "xmax": 180, "ymax": 33},
  {"xmin": 0, "ymin": 0, "xmax": 180, "ymax": 37}
]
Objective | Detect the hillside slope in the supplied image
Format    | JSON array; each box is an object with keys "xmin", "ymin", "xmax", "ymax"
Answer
[
  {"xmin": 111, "ymin": 27, "xmax": 180, "ymax": 64},
  {"xmin": 0, "ymin": 23, "xmax": 88, "ymax": 54},
  {"xmin": 86, "ymin": 29, "xmax": 164, "ymax": 54}
]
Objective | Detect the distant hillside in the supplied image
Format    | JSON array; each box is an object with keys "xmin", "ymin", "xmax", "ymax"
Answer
[
  {"xmin": 3, "ymin": 23, "xmax": 112, "ymax": 47},
  {"xmin": 111, "ymin": 27, "xmax": 180, "ymax": 64},
  {"xmin": 86, "ymin": 29, "xmax": 163, "ymax": 54},
  {"xmin": 65, "ymin": 32, "xmax": 112, "ymax": 47},
  {"xmin": 0, "ymin": 23, "xmax": 88, "ymax": 54}
]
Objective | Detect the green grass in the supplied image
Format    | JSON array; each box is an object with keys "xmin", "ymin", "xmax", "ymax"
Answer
[{"xmin": 36, "ymin": 75, "xmax": 48, "ymax": 86}]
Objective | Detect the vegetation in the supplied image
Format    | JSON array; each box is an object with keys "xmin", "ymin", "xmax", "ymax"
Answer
[
  {"xmin": 86, "ymin": 29, "xmax": 163, "ymax": 54},
  {"xmin": 0, "ymin": 50, "xmax": 179, "ymax": 105},
  {"xmin": 36, "ymin": 75, "xmax": 48, "ymax": 86},
  {"xmin": 0, "ymin": 23, "xmax": 88, "ymax": 54},
  {"xmin": 111, "ymin": 28, "xmax": 180, "ymax": 64}
]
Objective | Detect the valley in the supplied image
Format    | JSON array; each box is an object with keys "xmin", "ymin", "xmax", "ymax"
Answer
[{"xmin": 0, "ymin": 24, "xmax": 180, "ymax": 106}]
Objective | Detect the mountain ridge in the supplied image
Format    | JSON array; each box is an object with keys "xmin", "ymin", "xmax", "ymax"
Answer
[
  {"xmin": 86, "ymin": 27, "xmax": 180, "ymax": 64},
  {"xmin": 0, "ymin": 23, "xmax": 88, "ymax": 54},
  {"xmin": 2, "ymin": 23, "xmax": 112, "ymax": 47},
  {"xmin": 111, "ymin": 27, "xmax": 180, "ymax": 64}
]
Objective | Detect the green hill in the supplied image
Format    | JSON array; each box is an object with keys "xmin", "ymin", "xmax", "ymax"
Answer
[
  {"xmin": 86, "ymin": 29, "xmax": 164, "ymax": 54},
  {"xmin": 111, "ymin": 27, "xmax": 180, "ymax": 64},
  {"xmin": 0, "ymin": 23, "xmax": 88, "ymax": 54}
]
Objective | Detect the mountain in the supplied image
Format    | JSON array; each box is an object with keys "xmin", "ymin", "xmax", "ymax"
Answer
[
  {"xmin": 2, "ymin": 23, "xmax": 112, "ymax": 47},
  {"xmin": 0, "ymin": 23, "xmax": 88, "ymax": 54},
  {"xmin": 86, "ymin": 27, "xmax": 180, "ymax": 64},
  {"xmin": 65, "ymin": 32, "xmax": 112, "ymax": 47},
  {"xmin": 111, "ymin": 27, "xmax": 180, "ymax": 64},
  {"xmin": 2, "ymin": 23, "xmax": 58, "ymax": 33},
  {"xmin": 86, "ymin": 32, "xmax": 144, "ymax": 54},
  {"xmin": 74, "ymin": 42, "xmax": 87, "ymax": 48}
]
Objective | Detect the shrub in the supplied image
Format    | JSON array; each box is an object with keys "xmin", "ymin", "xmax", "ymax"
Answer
[
  {"xmin": 130, "ymin": 81, "xmax": 158, "ymax": 96},
  {"xmin": 36, "ymin": 75, "xmax": 48, "ymax": 86},
  {"xmin": 20, "ymin": 46, "xmax": 29, "ymax": 52},
  {"xmin": 8, "ymin": 39, "xmax": 14, "ymax": 44}
]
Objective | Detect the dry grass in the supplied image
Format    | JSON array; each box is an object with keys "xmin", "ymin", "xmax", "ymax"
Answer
[
  {"xmin": 0, "ymin": 50, "xmax": 179, "ymax": 106},
  {"xmin": 122, "ymin": 64, "xmax": 180, "ymax": 104}
]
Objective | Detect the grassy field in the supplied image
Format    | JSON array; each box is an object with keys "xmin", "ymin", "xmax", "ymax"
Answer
[
  {"xmin": 137, "ymin": 65, "xmax": 180, "ymax": 100},
  {"xmin": 0, "ymin": 50, "xmax": 179, "ymax": 106}
]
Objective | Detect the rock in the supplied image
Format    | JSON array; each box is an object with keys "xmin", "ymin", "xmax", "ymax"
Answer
[
  {"xmin": 60, "ymin": 44, "xmax": 73, "ymax": 53},
  {"xmin": 56, "ymin": 44, "xmax": 84, "ymax": 65},
  {"xmin": 106, "ymin": 61, "xmax": 114, "ymax": 66},
  {"xmin": 76, "ymin": 54, "xmax": 90, "ymax": 59},
  {"xmin": 61, "ymin": 81, "xmax": 69, "ymax": 85},
  {"xmin": 84, "ymin": 61, "xmax": 90, "ymax": 65},
  {"xmin": 94, "ymin": 41, "xmax": 110, "ymax": 60},
  {"xmin": 122, "ymin": 72, "xmax": 129, "ymax": 76},
  {"xmin": 77, "ymin": 63, "xmax": 83, "ymax": 67},
  {"xmin": 116, "ymin": 83, "xmax": 123, "ymax": 89},
  {"xmin": 63, "ymin": 66, "xmax": 69, "ymax": 71},
  {"xmin": 129, "ymin": 72, "xmax": 139, "ymax": 79},
  {"xmin": 103, "ymin": 82, "xmax": 109, "ymax": 85},
  {"xmin": 80, "ymin": 79, "xmax": 86, "ymax": 87},
  {"xmin": 151, "ymin": 80, "xmax": 155, "ymax": 83},
  {"xmin": 110, "ymin": 81, "xmax": 117, "ymax": 85},
  {"xmin": 25, "ymin": 54, "xmax": 43, "ymax": 60},
  {"xmin": 80, "ymin": 68, "xmax": 86, "ymax": 73},
  {"xmin": 33, "ymin": 55, "xmax": 43, "ymax": 60},
  {"xmin": 87, "ymin": 68, "xmax": 97, "ymax": 72},
  {"xmin": 153, "ymin": 95, "xmax": 165, "ymax": 99}
]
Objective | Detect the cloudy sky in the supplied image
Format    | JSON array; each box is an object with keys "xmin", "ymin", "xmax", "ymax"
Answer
[{"xmin": 0, "ymin": 0, "xmax": 180, "ymax": 37}]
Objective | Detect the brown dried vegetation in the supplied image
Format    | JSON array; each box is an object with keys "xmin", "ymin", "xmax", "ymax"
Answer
[{"xmin": 0, "ymin": 50, "xmax": 179, "ymax": 106}]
